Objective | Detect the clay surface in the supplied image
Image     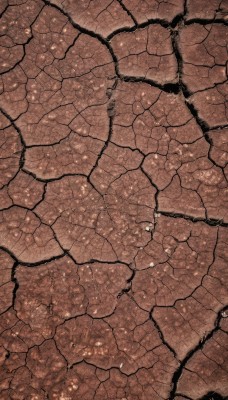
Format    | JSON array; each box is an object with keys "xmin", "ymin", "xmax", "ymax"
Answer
[{"xmin": 0, "ymin": 0, "xmax": 227, "ymax": 399}]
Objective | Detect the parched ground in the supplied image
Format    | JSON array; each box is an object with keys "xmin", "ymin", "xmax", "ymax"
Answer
[{"xmin": 0, "ymin": 0, "xmax": 228, "ymax": 399}]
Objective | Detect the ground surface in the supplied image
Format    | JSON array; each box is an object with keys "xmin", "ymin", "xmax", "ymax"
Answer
[{"xmin": 0, "ymin": 0, "xmax": 228, "ymax": 399}]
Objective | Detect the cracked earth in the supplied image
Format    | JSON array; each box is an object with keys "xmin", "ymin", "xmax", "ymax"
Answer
[{"xmin": 0, "ymin": 0, "xmax": 228, "ymax": 399}]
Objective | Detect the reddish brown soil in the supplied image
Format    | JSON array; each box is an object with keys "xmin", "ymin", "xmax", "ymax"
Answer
[{"xmin": 0, "ymin": 1, "xmax": 228, "ymax": 399}]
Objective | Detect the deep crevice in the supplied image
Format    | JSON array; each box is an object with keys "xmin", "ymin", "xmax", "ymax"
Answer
[
  {"xmin": 158, "ymin": 210, "xmax": 228, "ymax": 227},
  {"xmin": 116, "ymin": 0, "xmax": 138, "ymax": 25},
  {"xmin": 11, "ymin": 262, "xmax": 19, "ymax": 308},
  {"xmin": 88, "ymin": 78, "xmax": 118, "ymax": 180},
  {"xmin": 169, "ymin": 306, "xmax": 228, "ymax": 399},
  {"xmin": 120, "ymin": 74, "xmax": 180, "ymax": 94},
  {"xmin": 186, "ymin": 18, "xmax": 228, "ymax": 25},
  {"xmin": 199, "ymin": 392, "xmax": 228, "ymax": 400},
  {"xmin": 150, "ymin": 311, "xmax": 177, "ymax": 359},
  {"xmin": 0, "ymin": 106, "xmax": 26, "ymax": 170}
]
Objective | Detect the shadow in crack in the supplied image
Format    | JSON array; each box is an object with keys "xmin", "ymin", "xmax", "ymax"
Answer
[{"xmin": 200, "ymin": 392, "xmax": 228, "ymax": 400}]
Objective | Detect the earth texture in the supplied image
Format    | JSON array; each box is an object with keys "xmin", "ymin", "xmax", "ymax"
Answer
[{"xmin": 0, "ymin": 0, "xmax": 228, "ymax": 399}]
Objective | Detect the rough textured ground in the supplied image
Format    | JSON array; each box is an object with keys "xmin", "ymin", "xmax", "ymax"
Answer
[{"xmin": 0, "ymin": 0, "xmax": 228, "ymax": 399}]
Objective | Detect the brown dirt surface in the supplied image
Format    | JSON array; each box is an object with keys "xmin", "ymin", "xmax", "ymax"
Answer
[{"xmin": 0, "ymin": 1, "xmax": 227, "ymax": 399}]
